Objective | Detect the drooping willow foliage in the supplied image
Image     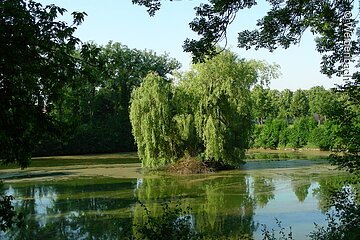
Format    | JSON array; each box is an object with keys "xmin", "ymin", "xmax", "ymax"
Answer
[
  {"xmin": 130, "ymin": 50, "xmax": 279, "ymax": 168},
  {"xmin": 129, "ymin": 73, "xmax": 178, "ymax": 168}
]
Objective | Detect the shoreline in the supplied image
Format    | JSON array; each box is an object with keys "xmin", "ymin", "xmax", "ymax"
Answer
[
  {"xmin": 246, "ymin": 148, "xmax": 332, "ymax": 156},
  {"xmin": 0, "ymin": 149, "xmax": 334, "ymax": 182}
]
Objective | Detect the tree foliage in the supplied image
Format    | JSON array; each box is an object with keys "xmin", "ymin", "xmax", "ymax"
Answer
[
  {"xmin": 251, "ymin": 86, "xmax": 280, "ymax": 124},
  {"xmin": 278, "ymin": 89, "xmax": 293, "ymax": 121},
  {"xmin": 130, "ymin": 73, "xmax": 177, "ymax": 167},
  {"xmin": 130, "ymin": 50, "xmax": 278, "ymax": 168},
  {"xmin": 290, "ymin": 89, "xmax": 309, "ymax": 118},
  {"xmin": 255, "ymin": 118, "xmax": 288, "ymax": 149},
  {"xmin": 249, "ymin": 86, "xmax": 357, "ymax": 151},
  {"xmin": 33, "ymin": 42, "xmax": 180, "ymax": 157},
  {"xmin": 133, "ymin": 0, "xmax": 358, "ymax": 76},
  {"xmin": 185, "ymin": 51, "xmax": 260, "ymax": 165},
  {"xmin": 0, "ymin": 0, "xmax": 87, "ymax": 168}
]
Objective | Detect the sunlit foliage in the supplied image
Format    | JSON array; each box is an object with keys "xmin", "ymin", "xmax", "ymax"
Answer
[{"xmin": 130, "ymin": 50, "xmax": 278, "ymax": 168}]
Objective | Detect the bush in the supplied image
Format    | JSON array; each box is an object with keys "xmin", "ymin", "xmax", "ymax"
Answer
[
  {"xmin": 0, "ymin": 182, "xmax": 24, "ymax": 232},
  {"xmin": 134, "ymin": 201, "xmax": 201, "ymax": 240},
  {"xmin": 261, "ymin": 218, "xmax": 293, "ymax": 240},
  {"xmin": 309, "ymin": 187, "xmax": 360, "ymax": 240}
]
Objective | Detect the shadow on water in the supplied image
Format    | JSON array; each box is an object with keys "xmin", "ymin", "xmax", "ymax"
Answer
[
  {"xmin": 0, "ymin": 156, "xmax": 140, "ymax": 169},
  {"xmin": 1, "ymin": 172, "xmax": 73, "ymax": 180},
  {"xmin": 1, "ymin": 164, "xmax": 353, "ymax": 239}
]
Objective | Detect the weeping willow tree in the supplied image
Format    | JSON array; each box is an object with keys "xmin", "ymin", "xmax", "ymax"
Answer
[
  {"xmin": 130, "ymin": 50, "xmax": 279, "ymax": 168},
  {"xmin": 179, "ymin": 50, "xmax": 279, "ymax": 166},
  {"xmin": 129, "ymin": 73, "xmax": 178, "ymax": 168}
]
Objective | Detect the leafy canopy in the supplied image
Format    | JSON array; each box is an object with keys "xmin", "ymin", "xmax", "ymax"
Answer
[
  {"xmin": 37, "ymin": 41, "xmax": 180, "ymax": 156},
  {"xmin": 0, "ymin": 0, "xmax": 86, "ymax": 168},
  {"xmin": 130, "ymin": 50, "xmax": 279, "ymax": 168},
  {"xmin": 133, "ymin": 0, "xmax": 358, "ymax": 77},
  {"xmin": 130, "ymin": 73, "xmax": 177, "ymax": 168}
]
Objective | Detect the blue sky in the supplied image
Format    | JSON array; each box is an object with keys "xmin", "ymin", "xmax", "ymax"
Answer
[{"xmin": 38, "ymin": 0, "xmax": 359, "ymax": 90}]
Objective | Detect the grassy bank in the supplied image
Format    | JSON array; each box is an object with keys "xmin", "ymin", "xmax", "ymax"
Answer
[{"xmin": 245, "ymin": 148, "xmax": 331, "ymax": 161}]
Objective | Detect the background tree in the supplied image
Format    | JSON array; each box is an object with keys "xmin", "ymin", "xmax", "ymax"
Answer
[
  {"xmin": 308, "ymin": 120, "xmax": 338, "ymax": 150},
  {"xmin": 290, "ymin": 89, "xmax": 309, "ymax": 118},
  {"xmin": 266, "ymin": 89, "xmax": 281, "ymax": 119},
  {"xmin": 256, "ymin": 118, "xmax": 288, "ymax": 149},
  {"xmin": 251, "ymin": 87, "xmax": 359, "ymax": 153},
  {"xmin": 307, "ymin": 86, "xmax": 341, "ymax": 123},
  {"xmin": 251, "ymin": 85, "xmax": 268, "ymax": 125},
  {"xmin": 288, "ymin": 117, "xmax": 317, "ymax": 148},
  {"xmin": 34, "ymin": 42, "xmax": 180, "ymax": 156},
  {"xmin": 278, "ymin": 89, "xmax": 293, "ymax": 122},
  {"xmin": 0, "ymin": 0, "xmax": 87, "ymax": 168}
]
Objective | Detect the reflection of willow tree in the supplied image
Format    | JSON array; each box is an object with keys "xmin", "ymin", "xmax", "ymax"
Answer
[
  {"xmin": 199, "ymin": 184, "xmax": 224, "ymax": 231},
  {"xmin": 6, "ymin": 179, "xmax": 137, "ymax": 239},
  {"xmin": 291, "ymin": 178, "xmax": 311, "ymax": 202},
  {"xmin": 133, "ymin": 176, "xmax": 193, "ymax": 231},
  {"xmin": 196, "ymin": 177, "xmax": 257, "ymax": 239},
  {"xmin": 133, "ymin": 175, "xmax": 265, "ymax": 238},
  {"xmin": 252, "ymin": 177, "xmax": 275, "ymax": 207}
]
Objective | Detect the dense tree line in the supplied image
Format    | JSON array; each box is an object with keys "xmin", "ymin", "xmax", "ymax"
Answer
[
  {"xmin": 33, "ymin": 42, "xmax": 180, "ymax": 156},
  {"xmin": 249, "ymin": 85, "xmax": 359, "ymax": 153}
]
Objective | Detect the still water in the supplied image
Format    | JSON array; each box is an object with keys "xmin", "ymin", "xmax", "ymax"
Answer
[{"xmin": 1, "ymin": 156, "xmax": 349, "ymax": 239}]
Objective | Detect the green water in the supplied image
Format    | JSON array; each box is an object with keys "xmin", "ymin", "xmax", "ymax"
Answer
[{"xmin": 0, "ymin": 156, "xmax": 351, "ymax": 239}]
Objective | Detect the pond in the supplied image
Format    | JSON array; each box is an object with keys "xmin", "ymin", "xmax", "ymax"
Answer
[{"xmin": 0, "ymin": 152, "xmax": 350, "ymax": 239}]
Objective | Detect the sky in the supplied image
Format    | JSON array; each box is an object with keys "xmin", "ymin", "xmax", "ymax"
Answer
[{"xmin": 38, "ymin": 0, "xmax": 360, "ymax": 90}]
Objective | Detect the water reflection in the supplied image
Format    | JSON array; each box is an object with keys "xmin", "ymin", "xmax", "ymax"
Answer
[
  {"xmin": 291, "ymin": 178, "xmax": 311, "ymax": 202},
  {"xmin": 1, "ymin": 168, "xmax": 352, "ymax": 239},
  {"xmin": 252, "ymin": 177, "xmax": 275, "ymax": 207},
  {"xmin": 3, "ymin": 179, "xmax": 137, "ymax": 239},
  {"xmin": 132, "ymin": 175, "xmax": 258, "ymax": 238}
]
